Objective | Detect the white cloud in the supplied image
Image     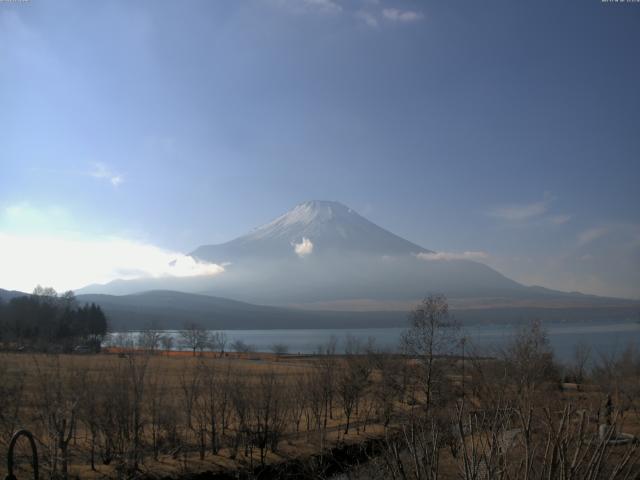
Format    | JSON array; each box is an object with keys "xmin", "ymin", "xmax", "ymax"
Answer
[
  {"xmin": 0, "ymin": 233, "xmax": 224, "ymax": 293},
  {"xmin": 382, "ymin": 8, "xmax": 423, "ymax": 22},
  {"xmin": 417, "ymin": 251, "xmax": 489, "ymax": 261},
  {"xmin": 550, "ymin": 214, "xmax": 571, "ymax": 225},
  {"xmin": 89, "ymin": 162, "xmax": 124, "ymax": 187},
  {"xmin": 273, "ymin": 0, "xmax": 342, "ymax": 14},
  {"xmin": 293, "ymin": 237, "xmax": 314, "ymax": 257},
  {"xmin": 577, "ymin": 227, "xmax": 608, "ymax": 246},
  {"xmin": 488, "ymin": 192, "xmax": 554, "ymax": 221},
  {"xmin": 355, "ymin": 10, "xmax": 378, "ymax": 27},
  {"xmin": 304, "ymin": 0, "xmax": 342, "ymax": 12}
]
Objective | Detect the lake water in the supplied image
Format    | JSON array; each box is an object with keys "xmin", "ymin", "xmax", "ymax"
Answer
[{"xmin": 121, "ymin": 319, "xmax": 640, "ymax": 363}]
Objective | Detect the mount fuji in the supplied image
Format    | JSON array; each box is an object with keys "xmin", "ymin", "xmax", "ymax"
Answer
[
  {"xmin": 78, "ymin": 200, "xmax": 628, "ymax": 312},
  {"xmin": 192, "ymin": 200, "xmax": 434, "ymax": 260}
]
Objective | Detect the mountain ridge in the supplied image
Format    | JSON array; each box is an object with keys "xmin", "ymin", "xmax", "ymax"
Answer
[
  {"xmin": 191, "ymin": 200, "xmax": 433, "ymax": 262},
  {"xmin": 76, "ymin": 200, "xmax": 633, "ymax": 310},
  {"xmin": 5, "ymin": 288, "xmax": 638, "ymax": 331}
]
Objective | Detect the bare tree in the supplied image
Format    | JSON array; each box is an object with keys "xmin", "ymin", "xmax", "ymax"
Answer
[
  {"xmin": 79, "ymin": 369, "xmax": 102, "ymax": 471},
  {"xmin": 381, "ymin": 414, "xmax": 442, "ymax": 480},
  {"xmin": 199, "ymin": 359, "xmax": 223, "ymax": 454},
  {"xmin": 138, "ymin": 326, "xmax": 162, "ymax": 353},
  {"xmin": 179, "ymin": 322, "xmax": 211, "ymax": 356},
  {"xmin": 566, "ymin": 340, "xmax": 591, "ymax": 385},
  {"xmin": 160, "ymin": 334, "xmax": 174, "ymax": 352},
  {"xmin": 231, "ymin": 339, "xmax": 253, "ymax": 354},
  {"xmin": 125, "ymin": 353, "xmax": 149, "ymax": 470},
  {"xmin": 502, "ymin": 319, "xmax": 559, "ymax": 402},
  {"xmin": 229, "ymin": 374, "xmax": 250, "ymax": 460},
  {"xmin": 211, "ymin": 331, "xmax": 228, "ymax": 357},
  {"xmin": 0, "ymin": 356, "xmax": 25, "ymax": 447},
  {"xmin": 402, "ymin": 294, "xmax": 459, "ymax": 411},
  {"xmin": 289, "ymin": 372, "xmax": 308, "ymax": 433},
  {"xmin": 179, "ymin": 360, "xmax": 206, "ymax": 459},
  {"xmin": 593, "ymin": 342, "xmax": 640, "ymax": 417},
  {"xmin": 32, "ymin": 356, "xmax": 85, "ymax": 480},
  {"xmin": 146, "ymin": 365, "xmax": 169, "ymax": 461},
  {"xmin": 109, "ymin": 332, "xmax": 136, "ymax": 351},
  {"xmin": 249, "ymin": 370, "xmax": 289, "ymax": 465},
  {"xmin": 270, "ymin": 342, "xmax": 289, "ymax": 356},
  {"xmin": 370, "ymin": 352, "xmax": 402, "ymax": 428},
  {"xmin": 337, "ymin": 336, "xmax": 372, "ymax": 434}
]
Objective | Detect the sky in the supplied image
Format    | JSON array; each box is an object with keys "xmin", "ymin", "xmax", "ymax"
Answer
[{"xmin": 1, "ymin": 0, "xmax": 639, "ymax": 298}]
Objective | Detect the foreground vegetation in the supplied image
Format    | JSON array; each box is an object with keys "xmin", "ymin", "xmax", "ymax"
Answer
[{"xmin": 0, "ymin": 295, "xmax": 638, "ymax": 479}]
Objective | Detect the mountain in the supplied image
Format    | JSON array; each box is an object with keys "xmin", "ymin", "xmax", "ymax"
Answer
[
  {"xmin": 75, "ymin": 290, "xmax": 408, "ymax": 330},
  {"xmin": 186, "ymin": 200, "xmax": 576, "ymax": 305},
  {"xmin": 77, "ymin": 290, "xmax": 640, "ymax": 331},
  {"xmin": 75, "ymin": 290, "xmax": 639, "ymax": 331},
  {"xmin": 0, "ymin": 288, "xmax": 28, "ymax": 303},
  {"xmin": 3, "ymin": 286, "xmax": 637, "ymax": 331},
  {"xmin": 78, "ymin": 200, "xmax": 634, "ymax": 311},
  {"xmin": 192, "ymin": 200, "xmax": 433, "ymax": 261}
]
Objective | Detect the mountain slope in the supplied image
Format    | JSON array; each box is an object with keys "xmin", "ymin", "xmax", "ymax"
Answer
[
  {"xmin": 192, "ymin": 200, "xmax": 433, "ymax": 261},
  {"xmin": 75, "ymin": 290, "xmax": 639, "ymax": 331},
  {"xmin": 186, "ymin": 200, "xmax": 528, "ymax": 304},
  {"xmin": 76, "ymin": 290, "xmax": 408, "ymax": 330},
  {"xmin": 78, "ymin": 290, "xmax": 640, "ymax": 331},
  {"xmin": 78, "ymin": 200, "xmax": 627, "ymax": 309},
  {"xmin": 0, "ymin": 288, "xmax": 28, "ymax": 302},
  {"xmin": 3, "ymin": 287, "xmax": 638, "ymax": 331}
]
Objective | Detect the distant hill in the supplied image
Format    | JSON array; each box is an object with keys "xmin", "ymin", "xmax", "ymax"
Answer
[
  {"xmin": 2, "ymin": 288, "xmax": 638, "ymax": 331},
  {"xmin": 76, "ymin": 290, "xmax": 640, "ymax": 331},
  {"xmin": 76, "ymin": 290, "xmax": 408, "ymax": 331},
  {"xmin": 0, "ymin": 288, "xmax": 28, "ymax": 302}
]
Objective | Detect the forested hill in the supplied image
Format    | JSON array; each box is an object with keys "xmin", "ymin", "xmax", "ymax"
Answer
[
  {"xmin": 3, "ymin": 288, "xmax": 638, "ymax": 333},
  {"xmin": 77, "ymin": 290, "xmax": 640, "ymax": 331},
  {"xmin": 75, "ymin": 290, "xmax": 408, "ymax": 331},
  {"xmin": 0, "ymin": 288, "xmax": 107, "ymax": 351}
]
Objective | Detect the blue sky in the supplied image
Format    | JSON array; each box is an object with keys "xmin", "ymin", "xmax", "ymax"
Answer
[{"xmin": 1, "ymin": 0, "xmax": 639, "ymax": 298}]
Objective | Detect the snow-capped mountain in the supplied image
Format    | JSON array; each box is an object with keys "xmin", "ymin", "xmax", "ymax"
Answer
[
  {"xmin": 182, "ymin": 200, "xmax": 528, "ymax": 304},
  {"xmin": 79, "ymin": 200, "xmax": 617, "ymax": 309},
  {"xmin": 191, "ymin": 200, "xmax": 433, "ymax": 262}
]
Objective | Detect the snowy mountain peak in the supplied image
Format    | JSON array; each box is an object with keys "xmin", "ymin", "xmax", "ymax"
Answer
[
  {"xmin": 192, "ymin": 200, "xmax": 432, "ymax": 261},
  {"xmin": 258, "ymin": 200, "xmax": 356, "ymax": 231}
]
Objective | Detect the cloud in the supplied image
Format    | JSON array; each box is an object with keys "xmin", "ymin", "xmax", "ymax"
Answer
[
  {"xmin": 577, "ymin": 227, "xmax": 609, "ymax": 246},
  {"xmin": 382, "ymin": 8, "xmax": 423, "ymax": 22},
  {"xmin": 273, "ymin": 0, "xmax": 342, "ymax": 14},
  {"xmin": 488, "ymin": 192, "xmax": 554, "ymax": 221},
  {"xmin": 293, "ymin": 237, "xmax": 314, "ymax": 257},
  {"xmin": 355, "ymin": 10, "xmax": 378, "ymax": 27},
  {"xmin": 303, "ymin": 0, "xmax": 342, "ymax": 12},
  {"xmin": 0, "ymin": 232, "xmax": 224, "ymax": 293},
  {"xmin": 549, "ymin": 214, "xmax": 571, "ymax": 225},
  {"xmin": 417, "ymin": 251, "xmax": 489, "ymax": 261},
  {"xmin": 487, "ymin": 223, "xmax": 640, "ymax": 299},
  {"xmin": 89, "ymin": 162, "xmax": 124, "ymax": 187}
]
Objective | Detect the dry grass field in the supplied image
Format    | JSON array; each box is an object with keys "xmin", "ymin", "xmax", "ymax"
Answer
[
  {"xmin": 0, "ymin": 350, "xmax": 399, "ymax": 479},
  {"xmin": 1, "ymin": 319, "xmax": 639, "ymax": 480}
]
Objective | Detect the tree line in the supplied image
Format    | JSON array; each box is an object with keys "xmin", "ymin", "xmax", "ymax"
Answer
[{"xmin": 0, "ymin": 286, "xmax": 108, "ymax": 352}]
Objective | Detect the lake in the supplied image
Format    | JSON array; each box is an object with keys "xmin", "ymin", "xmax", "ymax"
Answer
[{"xmin": 119, "ymin": 319, "xmax": 640, "ymax": 363}]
